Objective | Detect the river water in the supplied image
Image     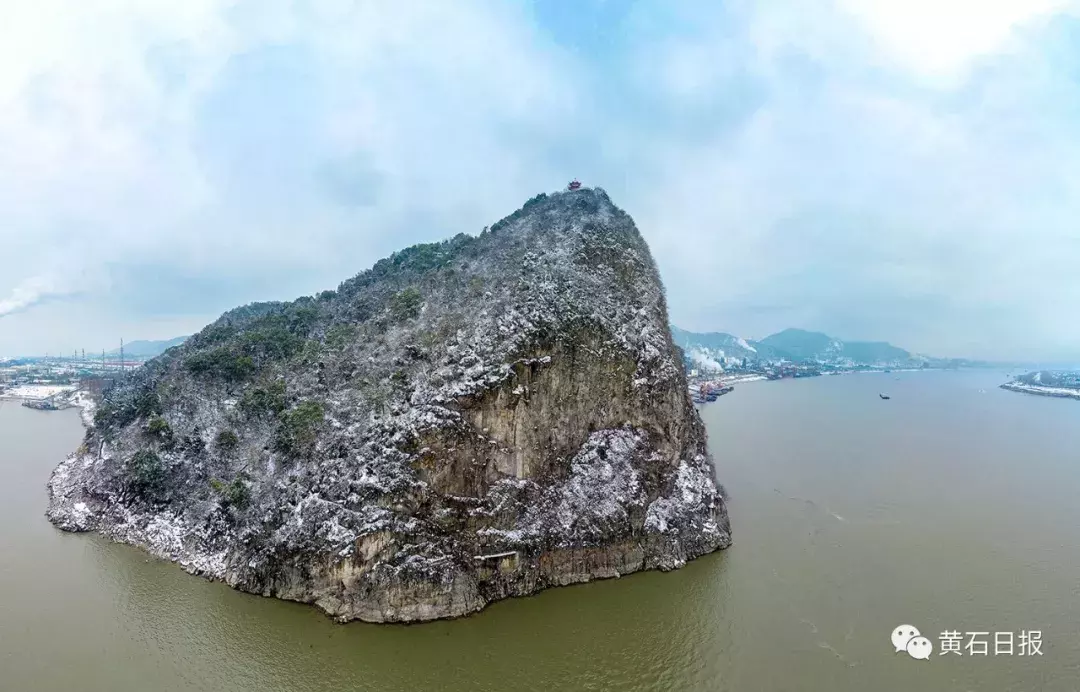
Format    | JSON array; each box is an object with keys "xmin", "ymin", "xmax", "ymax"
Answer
[{"xmin": 2, "ymin": 370, "xmax": 1078, "ymax": 691}]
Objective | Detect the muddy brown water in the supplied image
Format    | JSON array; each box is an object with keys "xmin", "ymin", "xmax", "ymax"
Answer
[{"xmin": 1, "ymin": 370, "xmax": 1077, "ymax": 691}]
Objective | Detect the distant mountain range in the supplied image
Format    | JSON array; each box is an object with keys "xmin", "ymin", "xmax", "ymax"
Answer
[
  {"xmin": 107, "ymin": 327, "xmax": 981, "ymax": 370},
  {"xmin": 671, "ymin": 326, "xmax": 964, "ymax": 370},
  {"xmin": 108, "ymin": 336, "xmax": 189, "ymax": 359}
]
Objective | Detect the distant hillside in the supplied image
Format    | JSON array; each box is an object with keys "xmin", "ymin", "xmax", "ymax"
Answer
[
  {"xmin": 1001, "ymin": 370, "xmax": 1080, "ymax": 400},
  {"xmin": 1012, "ymin": 370, "xmax": 1080, "ymax": 389},
  {"xmin": 757, "ymin": 328, "xmax": 913, "ymax": 364},
  {"xmin": 756, "ymin": 329, "xmax": 845, "ymax": 362},
  {"xmin": 108, "ymin": 336, "xmax": 188, "ymax": 359},
  {"xmin": 669, "ymin": 326, "xmax": 758, "ymax": 370},
  {"xmin": 672, "ymin": 326, "xmax": 920, "ymax": 369},
  {"xmin": 839, "ymin": 340, "xmax": 911, "ymax": 364}
]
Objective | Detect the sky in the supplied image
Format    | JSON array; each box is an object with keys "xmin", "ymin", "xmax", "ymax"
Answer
[{"xmin": 2, "ymin": 0, "xmax": 1080, "ymax": 361}]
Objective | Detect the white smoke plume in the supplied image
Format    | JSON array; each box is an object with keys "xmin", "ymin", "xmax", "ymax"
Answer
[{"xmin": 0, "ymin": 275, "xmax": 73, "ymax": 318}]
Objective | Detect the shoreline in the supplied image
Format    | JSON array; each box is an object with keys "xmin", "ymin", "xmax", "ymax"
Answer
[
  {"xmin": 688, "ymin": 367, "xmax": 1008, "ymax": 404},
  {"xmin": 0, "ymin": 389, "xmax": 96, "ymax": 424},
  {"xmin": 0, "ymin": 384, "xmax": 77, "ymax": 400},
  {"xmin": 696, "ymin": 365, "xmax": 965, "ymax": 385},
  {"xmin": 1000, "ymin": 382, "xmax": 1080, "ymax": 400}
]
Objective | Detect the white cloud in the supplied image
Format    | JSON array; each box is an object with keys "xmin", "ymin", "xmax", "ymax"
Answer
[
  {"xmin": 3, "ymin": 0, "xmax": 1080, "ymax": 361},
  {"xmin": 837, "ymin": 0, "xmax": 1073, "ymax": 80},
  {"xmin": 618, "ymin": 0, "xmax": 1080, "ymax": 359},
  {"xmin": 0, "ymin": 0, "xmax": 581, "ymax": 351}
]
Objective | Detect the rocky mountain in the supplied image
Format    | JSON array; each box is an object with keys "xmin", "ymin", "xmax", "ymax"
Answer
[
  {"xmin": 673, "ymin": 326, "xmax": 918, "ymax": 368},
  {"xmin": 109, "ymin": 336, "xmax": 189, "ymax": 359},
  {"xmin": 47, "ymin": 188, "xmax": 730, "ymax": 623}
]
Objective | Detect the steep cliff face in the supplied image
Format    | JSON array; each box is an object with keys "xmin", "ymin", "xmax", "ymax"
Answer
[{"xmin": 47, "ymin": 188, "xmax": 731, "ymax": 622}]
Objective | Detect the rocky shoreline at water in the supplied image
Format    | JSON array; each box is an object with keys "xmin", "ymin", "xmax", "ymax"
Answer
[
  {"xmin": 46, "ymin": 188, "xmax": 731, "ymax": 623},
  {"xmin": 1000, "ymin": 370, "xmax": 1080, "ymax": 401},
  {"xmin": 1000, "ymin": 381, "xmax": 1080, "ymax": 400}
]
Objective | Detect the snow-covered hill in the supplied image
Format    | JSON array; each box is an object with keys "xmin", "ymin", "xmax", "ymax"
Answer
[
  {"xmin": 672, "ymin": 326, "xmax": 922, "ymax": 369},
  {"xmin": 47, "ymin": 188, "xmax": 730, "ymax": 623}
]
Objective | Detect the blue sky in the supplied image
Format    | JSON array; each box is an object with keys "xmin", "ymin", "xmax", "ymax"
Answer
[{"xmin": 1, "ymin": 0, "xmax": 1079, "ymax": 361}]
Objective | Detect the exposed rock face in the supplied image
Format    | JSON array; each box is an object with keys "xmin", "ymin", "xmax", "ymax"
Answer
[{"xmin": 47, "ymin": 188, "xmax": 731, "ymax": 622}]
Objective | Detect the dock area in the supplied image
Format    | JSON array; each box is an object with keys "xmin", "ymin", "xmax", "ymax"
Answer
[
  {"xmin": 21, "ymin": 397, "xmax": 70, "ymax": 411},
  {"xmin": 0, "ymin": 384, "xmax": 83, "ymax": 412},
  {"xmin": 690, "ymin": 380, "xmax": 734, "ymax": 404}
]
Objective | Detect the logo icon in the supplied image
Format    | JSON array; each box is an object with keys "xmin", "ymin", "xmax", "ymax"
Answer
[
  {"xmin": 906, "ymin": 636, "xmax": 933, "ymax": 660},
  {"xmin": 892, "ymin": 624, "xmax": 933, "ymax": 660}
]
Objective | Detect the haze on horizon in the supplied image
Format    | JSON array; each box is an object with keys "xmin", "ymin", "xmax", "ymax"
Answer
[{"xmin": 1, "ymin": 0, "xmax": 1079, "ymax": 363}]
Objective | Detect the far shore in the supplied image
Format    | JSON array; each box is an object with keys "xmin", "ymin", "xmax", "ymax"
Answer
[
  {"xmin": 695, "ymin": 365, "xmax": 975, "ymax": 386},
  {"xmin": 0, "ymin": 384, "xmax": 77, "ymax": 400},
  {"xmin": 1000, "ymin": 381, "xmax": 1080, "ymax": 400}
]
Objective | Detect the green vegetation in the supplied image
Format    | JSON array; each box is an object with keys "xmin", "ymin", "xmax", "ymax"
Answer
[
  {"xmin": 125, "ymin": 450, "xmax": 166, "ymax": 499},
  {"xmin": 184, "ymin": 302, "xmax": 323, "ymax": 382},
  {"xmin": 337, "ymin": 232, "xmax": 479, "ymax": 299},
  {"xmin": 93, "ymin": 404, "xmax": 114, "ymax": 429},
  {"xmin": 325, "ymin": 323, "xmax": 357, "ymax": 350},
  {"xmin": 388, "ymin": 242, "xmax": 447, "ymax": 272},
  {"xmin": 284, "ymin": 302, "xmax": 319, "ymax": 333},
  {"xmin": 214, "ymin": 429, "xmax": 239, "ymax": 455},
  {"xmin": 297, "ymin": 339, "xmax": 322, "ymax": 366},
  {"xmin": 146, "ymin": 415, "xmax": 172, "ymax": 440},
  {"xmin": 274, "ymin": 401, "xmax": 326, "ymax": 457},
  {"xmin": 93, "ymin": 384, "xmax": 163, "ymax": 431},
  {"xmin": 185, "ymin": 348, "xmax": 256, "ymax": 381},
  {"xmin": 490, "ymin": 192, "xmax": 547, "ymax": 232},
  {"xmin": 191, "ymin": 322, "xmax": 238, "ymax": 347},
  {"xmin": 239, "ymin": 380, "xmax": 287, "ymax": 416},
  {"xmin": 210, "ymin": 475, "xmax": 251, "ymax": 509},
  {"xmin": 124, "ymin": 380, "xmax": 164, "ymax": 418},
  {"xmin": 390, "ymin": 287, "xmax": 424, "ymax": 320},
  {"xmin": 237, "ymin": 317, "xmax": 305, "ymax": 361},
  {"xmin": 134, "ymin": 388, "xmax": 163, "ymax": 419}
]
